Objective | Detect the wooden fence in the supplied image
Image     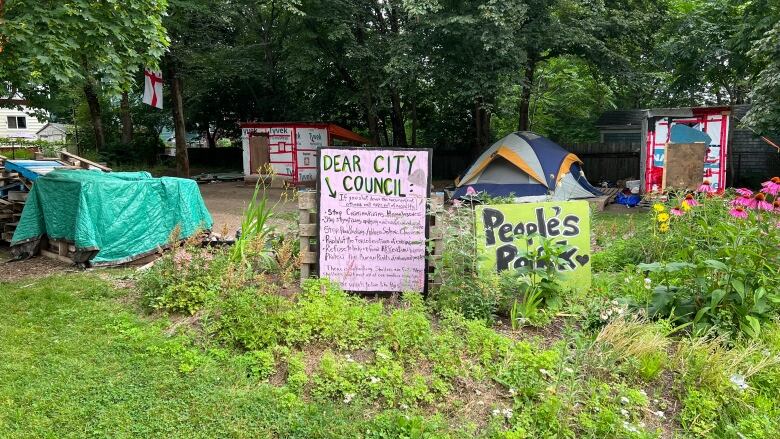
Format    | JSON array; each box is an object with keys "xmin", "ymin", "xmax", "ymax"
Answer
[
  {"xmin": 563, "ymin": 142, "xmax": 641, "ymax": 184},
  {"xmin": 298, "ymin": 191, "xmax": 445, "ymax": 292}
]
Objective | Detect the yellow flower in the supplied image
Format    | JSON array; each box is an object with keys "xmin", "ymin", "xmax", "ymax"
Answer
[
  {"xmin": 657, "ymin": 212, "xmax": 670, "ymax": 222},
  {"xmin": 653, "ymin": 203, "xmax": 665, "ymax": 213},
  {"xmin": 659, "ymin": 223, "xmax": 670, "ymax": 233},
  {"xmin": 681, "ymin": 202, "xmax": 691, "ymax": 212}
]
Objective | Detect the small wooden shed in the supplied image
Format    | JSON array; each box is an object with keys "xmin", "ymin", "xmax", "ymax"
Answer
[{"xmin": 239, "ymin": 122, "xmax": 371, "ymax": 185}]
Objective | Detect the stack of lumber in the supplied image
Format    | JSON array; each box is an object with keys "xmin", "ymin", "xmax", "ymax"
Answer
[
  {"xmin": 0, "ymin": 155, "xmax": 29, "ymax": 242},
  {"xmin": 0, "ymin": 151, "xmax": 111, "ymax": 244}
]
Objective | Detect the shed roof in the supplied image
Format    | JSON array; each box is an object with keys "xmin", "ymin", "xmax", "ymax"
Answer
[
  {"xmin": 595, "ymin": 110, "xmax": 645, "ymax": 128},
  {"xmin": 36, "ymin": 122, "xmax": 71, "ymax": 135},
  {"xmin": 239, "ymin": 122, "xmax": 372, "ymax": 145}
]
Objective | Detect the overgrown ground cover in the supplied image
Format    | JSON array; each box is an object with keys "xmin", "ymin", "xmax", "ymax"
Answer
[{"xmin": 2, "ymin": 183, "xmax": 780, "ymax": 438}]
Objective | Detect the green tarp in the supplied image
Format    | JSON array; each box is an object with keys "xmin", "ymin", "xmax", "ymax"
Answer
[{"xmin": 11, "ymin": 169, "xmax": 213, "ymax": 265}]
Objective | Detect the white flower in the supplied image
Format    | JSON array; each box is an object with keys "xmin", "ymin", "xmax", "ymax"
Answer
[
  {"xmin": 369, "ymin": 376, "xmax": 381, "ymax": 384},
  {"xmin": 509, "ymin": 387, "xmax": 517, "ymax": 396},
  {"xmin": 345, "ymin": 354, "xmax": 354, "ymax": 363},
  {"xmin": 564, "ymin": 367, "xmax": 574, "ymax": 374},
  {"xmin": 644, "ymin": 278, "xmax": 652, "ymax": 290},
  {"xmin": 600, "ymin": 312, "xmax": 609, "ymax": 321},
  {"xmin": 730, "ymin": 373, "xmax": 749, "ymax": 390},
  {"xmin": 502, "ymin": 408, "xmax": 513, "ymax": 419},
  {"xmin": 620, "ymin": 396, "xmax": 630, "ymax": 405},
  {"xmin": 623, "ymin": 421, "xmax": 638, "ymax": 433},
  {"xmin": 491, "ymin": 409, "xmax": 501, "ymax": 417},
  {"xmin": 539, "ymin": 368, "xmax": 552, "ymax": 377},
  {"xmin": 343, "ymin": 393, "xmax": 355, "ymax": 404},
  {"xmin": 654, "ymin": 410, "xmax": 665, "ymax": 418},
  {"xmin": 400, "ymin": 403, "xmax": 409, "ymax": 410},
  {"xmin": 611, "ymin": 300, "xmax": 619, "ymax": 306},
  {"xmin": 620, "ymin": 408, "xmax": 629, "ymax": 417}
]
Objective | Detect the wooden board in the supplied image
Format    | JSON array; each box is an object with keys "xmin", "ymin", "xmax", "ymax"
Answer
[
  {"xmin": 249, "ymin": 134, "xmax": 270, "ymax": 175},
  {"xmin": 662, "ymin": 143, "xmax": 707, "ymax": 191}
]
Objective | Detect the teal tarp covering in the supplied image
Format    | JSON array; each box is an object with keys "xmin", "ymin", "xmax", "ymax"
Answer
[{"xmin": 11, "ymin": 169, "xmax": 213, "ymax": 265}]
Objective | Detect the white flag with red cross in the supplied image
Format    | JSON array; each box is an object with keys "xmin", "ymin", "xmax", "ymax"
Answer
[{"xmin": 143, "ymin": 68, "xmax": 163, "ymax": 109}]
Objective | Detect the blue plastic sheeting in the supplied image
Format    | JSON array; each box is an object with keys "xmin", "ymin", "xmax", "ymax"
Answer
[
  {"xmin": 670, "ymin": 124, "xmax": 712, "ymax": 145},
  {"xmin": 4, "ymin": 160, "xmax": 66, "ymax": 181}
]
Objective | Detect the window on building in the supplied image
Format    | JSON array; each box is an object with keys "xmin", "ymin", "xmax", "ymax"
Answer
[{"xmin": 7, "ymin": 116, "xmax": 27, "ymax": 129}]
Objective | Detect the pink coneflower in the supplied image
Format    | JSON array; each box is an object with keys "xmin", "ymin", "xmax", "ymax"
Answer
[
  {"xmin": 735, "ymin": 188, "xmax": 753, "ymax": 197},
  {"xmin": 451, "ymin": 199, "xmax": 463, "ymax": 208},
  {"xmin": 670, "ymin": 206, "xmax": 685, "ymax": 216},
  {"xmin": 698, "ymin": 179, "xmax": 715, "ymax": 194},
  {"xmin": 465, "ymin": 186, "xmax": 477, "ymax": 196},
  {"xmin": 773, "ymin": 200, "xmax": 780, "ymax": 213},
  {"xmin": 682, "ymin": 194, "xmax": 699, "ymax": 207},
  {"xmin": 761, "ymin": 177, "xmax": 780, "ymax": 196},
  {"xmin": 753, "ymin": 192, "xmax": 773, "ymax": 211},
  {"xmin": 729, "ymin": 206, "xmax": 748, "ymax": 219},
  {"xmin": 734, "ymin": 195, "xmax": 754, "ymax": 208}
]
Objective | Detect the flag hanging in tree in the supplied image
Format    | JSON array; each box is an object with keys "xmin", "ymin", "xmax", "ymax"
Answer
[{"xmin": 143, "ymin": 68, "xmax": 163, "ymax": 109}]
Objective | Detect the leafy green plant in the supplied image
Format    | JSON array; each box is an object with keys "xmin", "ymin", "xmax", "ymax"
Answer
[
  {"xmin": 432, "ymin": 204, "xmax": 503, "ymax": 321},
  {"xmin": 629, "ymin": 193, "xmax": 780, "ymax": 338},
  {"xmin": 503, "ymin": 234, "xmax": 567, "ymax": 329}
]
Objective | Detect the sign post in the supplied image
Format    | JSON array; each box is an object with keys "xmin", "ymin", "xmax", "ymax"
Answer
[
  {"xmin": 317, "ymin": 147, "xmax": 432, "ymax": 293},
  {"xmin": 474, "ymin": 201, "xmax": 592, "ymax": 291}
]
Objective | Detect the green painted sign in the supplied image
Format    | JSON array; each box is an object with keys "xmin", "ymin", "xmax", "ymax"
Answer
[{"xmin": 474, "ymin": 201, "xmax": 591, "ymax": 291}]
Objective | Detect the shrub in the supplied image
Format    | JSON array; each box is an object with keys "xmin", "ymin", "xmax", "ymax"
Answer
[
  {"xmin": 139, "ymin": 244, "xmax": 227, "ymax": 315},
  {"xmin": 211, "ymin": 287, "xmax": 291, "ymax": 350}
]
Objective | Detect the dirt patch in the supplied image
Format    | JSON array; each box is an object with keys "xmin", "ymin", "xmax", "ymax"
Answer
[
  {"xmin": 198, "ymin": 182, "xmax": 298, "ymax": 235},
  {"xmin": 0, "ymin": 245, "xmax": 75, "ymax": 282}
]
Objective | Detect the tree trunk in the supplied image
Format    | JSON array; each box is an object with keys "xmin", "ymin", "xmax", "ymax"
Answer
[
  {"xmin": 362, "ymin": 83, "xmax": 380, "ymax": 146},
  {"xmin": 517, "ymin": 59, "xmax": 536, "ymax": 131},
  {"xmin": 204, "ymin": 117, "xmax": 216, "ymax": 148},
  {"xmin": 83, "ymin": 78, "xmax": 105, "ymax": 152},
  {"xmin": 169, "ymin": 65, "xmax": 190, "ymax": 177},
  {"xmin": 474, "ymin": 98, "xmax": 492, "ymax": 156},
  {"xmin": 411, "ymin": 98, "xmax": 418, "ymax": 147},
  {"xmin": 380, "ymin": 114, "xmax": 391, "ymax": 147},
  {"xmin": 390, "ymin": 89, "xmax": 406, "ymax": 147},
  {"xmin": 120, "ymin": 91, "xmax": 133, "ymax": 145}
]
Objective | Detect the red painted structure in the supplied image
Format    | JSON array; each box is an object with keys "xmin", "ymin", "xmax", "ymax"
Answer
[
  {"xmin": 240, "ymin": 122, "xmax": 371, "ymax": 185},
  {"xmin": 643, "ymin": 107, "xmax": 731, "ymax": 192}
]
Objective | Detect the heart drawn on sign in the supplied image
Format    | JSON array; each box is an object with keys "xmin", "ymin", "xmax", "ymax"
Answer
[{"xmin": 575, "ymin": 254, "xmax": 590, "ymax": 266}]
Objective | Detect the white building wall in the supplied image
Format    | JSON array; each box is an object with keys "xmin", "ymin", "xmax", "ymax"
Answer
[{"xmin": 0, "ymin": 105, "xmax": 46, "ymax": 139}]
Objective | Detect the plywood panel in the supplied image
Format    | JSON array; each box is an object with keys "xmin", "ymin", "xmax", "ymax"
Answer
[
  {"xmin": 249, "ymin": 134, "xmax": 269, "ymax": 174},
  {"xmin": 663, "ymin": 143, "xmax": 707, "ymax": 191}
]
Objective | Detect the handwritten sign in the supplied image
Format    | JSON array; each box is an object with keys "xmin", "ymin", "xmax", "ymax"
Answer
[
  {"xmin": 475, "ymin": 201, "xmax": 591, "ymax": 291},
  {"xmin": 318, "ymin": 147, "xmax": 431, "ymax": 292}
]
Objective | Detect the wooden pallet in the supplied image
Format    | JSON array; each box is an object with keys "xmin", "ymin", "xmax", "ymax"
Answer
[{"xmin": 297, "ymin": 191, "xmax": 445, "ymax": 292}]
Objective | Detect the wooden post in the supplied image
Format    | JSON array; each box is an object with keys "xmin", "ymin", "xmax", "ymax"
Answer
[
  {"xmin": 427, "ymin": 192, "xmax": 445, "ymax": 291},
  {"xmin": 298, "ymin": 191, "xmax": 317, "ymax": 285}
]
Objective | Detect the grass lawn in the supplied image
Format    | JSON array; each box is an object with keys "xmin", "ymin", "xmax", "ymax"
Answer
[{"xmin": 0, "ymin": 275, "xmax": 376, "ymax": 438}]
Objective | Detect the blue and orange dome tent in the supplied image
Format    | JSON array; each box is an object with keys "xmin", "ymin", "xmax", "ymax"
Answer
[{"xmin": 453, "ymin": 131, "xmax": 602, "ymax": 201}]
